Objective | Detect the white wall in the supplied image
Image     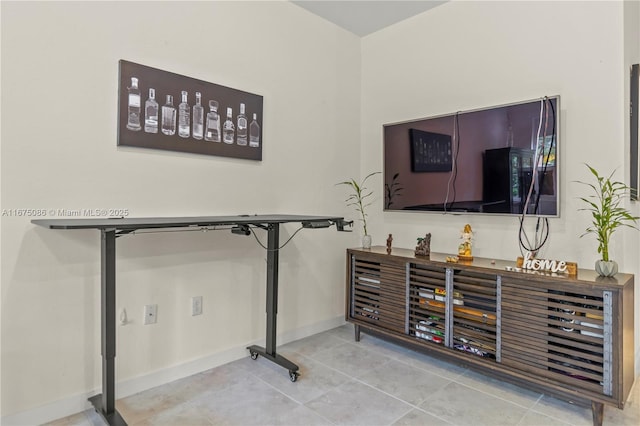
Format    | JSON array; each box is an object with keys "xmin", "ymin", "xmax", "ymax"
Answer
[
  {"xmin": 3, "ymin": 0, "xmax": 640, "ymax": 422},
  {"xmin": 1, "ymin": 0, "xmax": 360, "ymax": 419},
  {"xmin": 361, "ymin": 0, "xmax": 639, "ymax": 370}
]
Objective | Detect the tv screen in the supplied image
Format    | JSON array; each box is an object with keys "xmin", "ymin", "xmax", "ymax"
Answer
[{"xmin": 383, "ymin": 96, "xmax": 559, "ymax": 217}]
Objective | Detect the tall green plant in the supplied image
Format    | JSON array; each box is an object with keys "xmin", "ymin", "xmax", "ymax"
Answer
[
  {"xmin": 577, "ymin": 164, "xmax": 639, "ymax": 261},
  {"xmin": 337, "ymin": 172, "xmax": 380, "ymax": 235}
]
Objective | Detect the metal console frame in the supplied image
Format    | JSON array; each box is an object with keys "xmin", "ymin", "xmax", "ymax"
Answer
[{"xmin": 32, "ymin": 215, "xmax": 345, "ymax": 426}]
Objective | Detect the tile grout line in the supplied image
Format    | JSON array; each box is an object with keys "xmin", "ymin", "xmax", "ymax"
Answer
[
  {"xmin": 295, "ymin": 347, "xmax": 455, "ymax": 426},
  {"xmin": 333, "ymin": 334, "xmax": 542, "ymax": 425},
  {"xmin": 255, "ymin": 347, "xmax": 424, "ymax": 425},
  {"xmin": 352, "ymin": 329, "xmax": 603, "ymax": 425},
  {"xmin": 48, "ymin": 325, "xmax": 615, "ymax": 426},
  {"xmin": 244, "ymin": 354, "xmax": 340, "ymax": 425}
]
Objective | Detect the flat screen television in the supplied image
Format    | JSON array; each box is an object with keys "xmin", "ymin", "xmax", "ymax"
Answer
[{"xmin": 383, "ymin": 96, "xmax": 560, "ymax": 217}]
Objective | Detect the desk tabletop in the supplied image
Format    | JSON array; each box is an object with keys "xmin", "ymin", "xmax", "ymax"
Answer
[{"xmin": 32, "ymin": 214, "xmax": 344, "ymax": 231}]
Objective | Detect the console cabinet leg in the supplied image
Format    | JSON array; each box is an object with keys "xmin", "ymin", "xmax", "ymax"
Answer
[
  {"xmin": 354, "ymin": 324, "xmax": 361, "ymax": 342},
  {"xmin": 591, "ymin": 401, "xmax": 604, "ymax": 426}
]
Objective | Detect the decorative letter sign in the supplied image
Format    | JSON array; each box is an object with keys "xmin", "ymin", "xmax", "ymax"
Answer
[{"xmin": 516, "ymin": 252, "xmax": 578, "ymax": 276}]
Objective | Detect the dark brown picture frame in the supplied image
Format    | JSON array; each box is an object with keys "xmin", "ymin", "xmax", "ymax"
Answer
[
  {"xmin": 409, "ymin": 128, "xmax": 453, "ymax": 172},
  {"xmin": 118, "ymin": 60, "xmax": 263, "ymax": 161},
  {"xmin": 631, "ymin": 64, "xmax": 639, "ymax": 200}
]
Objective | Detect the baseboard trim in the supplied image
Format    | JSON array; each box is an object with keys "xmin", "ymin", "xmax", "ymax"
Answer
[{"xmin": 1, "ymin": 316, "xmax": 345, "ymax": 426}]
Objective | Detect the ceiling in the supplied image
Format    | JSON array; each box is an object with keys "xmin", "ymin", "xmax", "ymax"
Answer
[{"xmin": 291, "ymin": 0, "xmax": 447, "ymax": 37}]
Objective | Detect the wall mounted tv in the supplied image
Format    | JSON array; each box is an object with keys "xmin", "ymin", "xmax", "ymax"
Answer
[{"xmin": 383, "ymin": 96, "xmax": 560, "ymax": 217}]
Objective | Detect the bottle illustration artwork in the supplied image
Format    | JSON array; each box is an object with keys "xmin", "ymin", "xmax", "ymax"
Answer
[
  {"xmin": 178, "ymin": 91, "xmax": 190, "ymax": 138},
  {"xmin": 204, "ymin": 100, "xmax": 221, "ymax": 142},
  {"xmin": 223, "ymin": 107, "xmax": 235, "ymax": 144},
  {"xmin": 144, "ymin": 88, "xmax": 158, "ymax": 133},
  {"xmin": 161, "ymin": 94, "xmax": 177, "ymax": 136},
  {"xmin": 126, "ymin": 77, "xmax": 142, "ymax": 131},
  {"xmin": 249, "ymin": 113, "xmax": 260, "ymax": 147},
  {"xmin": 236, "ymin": 103, "xmax": 247, "ymax": 146},
  {"xmin": 192, "ymin": 92, "xmax": 204, "ymax": 140}
]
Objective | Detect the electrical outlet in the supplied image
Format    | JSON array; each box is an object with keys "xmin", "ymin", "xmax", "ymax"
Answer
[
  {"xmin": 191, "ymin": 296, "xmax": 203, "ymax": 316},
  {"xmin": 144, "ymin": 304, "xmax": 157, "ymax": 325}
]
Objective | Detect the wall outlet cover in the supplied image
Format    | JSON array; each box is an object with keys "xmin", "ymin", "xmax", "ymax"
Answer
[{"xmin": 144, "ymin": 304, "xmax": 157, "ymax": 325}]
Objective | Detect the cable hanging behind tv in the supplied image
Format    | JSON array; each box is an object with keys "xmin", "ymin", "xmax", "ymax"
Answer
[{"xmin": 383, "ymin": 96, "xmax": 560, "ymax": 217}]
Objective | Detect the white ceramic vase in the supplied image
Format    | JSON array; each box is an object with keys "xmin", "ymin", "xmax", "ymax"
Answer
[
  {"xmin": 362, "ymin": 234, "xmax": 372, "ymax": 249},
  {"xmin": 595, "ymin": 260, "xmax": 618, "ymax": 277}
]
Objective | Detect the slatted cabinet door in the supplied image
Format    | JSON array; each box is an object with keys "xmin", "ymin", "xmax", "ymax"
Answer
[
  {"xmin": 451, "ymin": 269, "xmax": 499, "ymax": 360},
  {"xmin": 501, "ymin": 278, "xmax": 610, "ymax": 396},
  {"xmin": 409, "ymin": 263, "xmax": 448, "ymax": 345},
  {"xmin": 349, "ymin": 253, "xmax": 407, "ymax": 334}
]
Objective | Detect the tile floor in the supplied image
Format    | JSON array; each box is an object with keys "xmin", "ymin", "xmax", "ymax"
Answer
[{"xmin": 47, "ymin": 324, "xmax": 640, "ymax": 426}]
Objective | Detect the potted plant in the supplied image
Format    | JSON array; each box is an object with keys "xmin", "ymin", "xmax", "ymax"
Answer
[
  {"xmin": 337, "ymin": 172, "xmax": 380, "ymax": 249},
  {"xmin": 577, "ymin": 164, "xmax": 639, "ymax": 276}
]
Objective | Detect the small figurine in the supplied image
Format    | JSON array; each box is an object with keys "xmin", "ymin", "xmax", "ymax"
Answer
[
  {"xmin": 415, "ymin": 233, "xmax": 431, "ymax": 257},
  {"xmin": 458, "ymin": 224, "xmax": 473, "ymax": 261},
  {"xmin": 386, "ymin": 234, "xmax": 393, "ymax": 254}
]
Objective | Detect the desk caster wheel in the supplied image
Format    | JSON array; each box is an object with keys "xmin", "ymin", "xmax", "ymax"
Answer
[
  {"xmin": 250, "ymin": 351, "xmax": 259, "ymax": 360},
  {"xmin": 289, "ymin": 371, "xmax": 299, "ymax": 382}
]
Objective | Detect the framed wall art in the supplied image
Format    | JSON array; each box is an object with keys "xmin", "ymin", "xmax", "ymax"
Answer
[
  {"xmin": 118, "ymin": 60, "xmax": 263, "ymax": 161},
  {"xmin": 409, "ymin": 128, "xmax": 453, "ymax": 173}
]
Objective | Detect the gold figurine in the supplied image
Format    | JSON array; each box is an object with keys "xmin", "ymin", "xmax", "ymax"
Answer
[{"xmin": 458, "ymin": 224, "xmax": 473, "ymax": 261}]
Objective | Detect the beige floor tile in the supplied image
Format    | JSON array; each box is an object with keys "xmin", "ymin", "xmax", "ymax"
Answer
[
  {"xmin": 399, "ymin": 347, "xmax": 468, "ymax": 380},
  {"xmin": 602, "ymin": 397, "xmax": 640, "ymax": 426},
  {"xmin": 130, "ymin": 401, "xmax": 213, "ymax": 426},
  {"xmin": 454, "ymin": 369, "xmax": 542, "ymax": 409},
  {"xmin": 528, "ymin": 395, "xmax": 592, "ymax": 426},
  {"xmin": 391, "ymin": 408, "xmax": 453, "ymax": 426},
  {"xmin": 45, "ymin": 325, "xmax": 639, "ymax": 426},
  {"xmin": 358, "ymin": 358, "xmax": 451, "ymax": 406},
  {"xmin": 42, "ymin": 410, "xmax": 96, "ymax": 426},
  {"xmin": 252, "ymin": 353, "xmax": 352, "ymax": 404},
  {"xmin": 323, "ymin": 323, "xmax": 356, "ymax": 342},
  {"xmin": 116, "ymin": 368, "xmax": 229, "ymax": 425},
  {"xmin": 418, "ymin": 381, "xmax": 527, "ymax": 426},
  {"xmin": 267, "ymin": 404, "xmax": 334, "ymax": 426},
  {"xmin": 307, "ymin": 341, "xmax": 393, "ymax": 378},
  {"xmin": 305, "ymin": 379, "xmax": 413, "ymax": 425},
  {"xmin": 281, "ymin": 329, "xmax": 350, "ymax": 357},
  {"xmin": 195, "ymin": 357, "xmax": 257, "ymax": 389},
  {"xmin": 188, "ymin": 373, "xmax": 301, "ymax": 425},
  {"xmin": 352, "ymin": 332, "xmax": 416, "ymax": 361},
  {"xmin": 517, "ymin": 409, "xmax": 572, "ymax": 426}
]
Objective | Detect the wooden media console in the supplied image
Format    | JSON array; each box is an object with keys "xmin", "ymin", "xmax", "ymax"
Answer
[{"xmin": 346, "ymin": 247, "xmax": 635, "ymax": 426}]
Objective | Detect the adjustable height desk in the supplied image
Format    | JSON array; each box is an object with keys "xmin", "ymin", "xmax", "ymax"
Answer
[{"xmin": 32, "ymin": 214, "xmax": 346, "ymax": 426}]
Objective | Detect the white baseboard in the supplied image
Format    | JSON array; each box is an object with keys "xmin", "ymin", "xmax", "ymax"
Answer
[{"xmin": 1, "ymin": 316, "xmax": 345, "ymax": 426}]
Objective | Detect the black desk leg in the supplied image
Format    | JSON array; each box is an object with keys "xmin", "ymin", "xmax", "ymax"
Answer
[
  {"xmin": 247, "ymin": 223, "xmax": 300, "ymax": 382},
  {"xmin": 89, "ymin": 229, "xmax": 127, "ymax": 425}
]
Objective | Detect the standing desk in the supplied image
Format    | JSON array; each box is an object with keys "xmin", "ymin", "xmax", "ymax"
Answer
[{"xmin": 32, "ymin": 214, "xmax": 346, "ymax": 426}]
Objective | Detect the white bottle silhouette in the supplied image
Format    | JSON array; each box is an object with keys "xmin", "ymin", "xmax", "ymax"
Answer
[{"xmin": 249, "ymin": 113, "xmax": 260, "ymax": 147}]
